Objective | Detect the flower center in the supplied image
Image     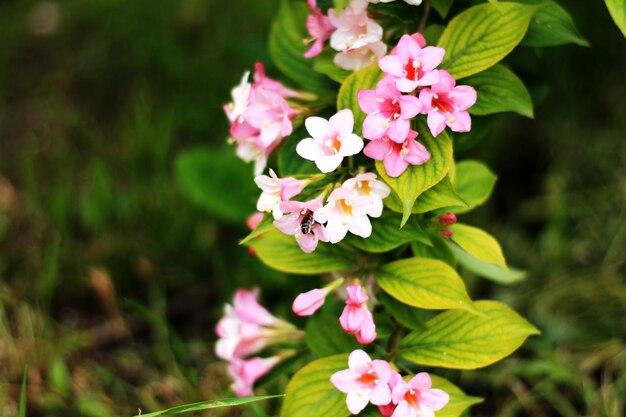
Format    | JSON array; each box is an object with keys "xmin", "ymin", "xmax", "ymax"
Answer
[
  {"xmin": 337, "ymin": 199, "xmax": 353, "ymax": 216},
  {"xmin": 357, "ymin": 180, "xmax": 372, "ymax": 195},
  {"xmin": 357, "ymin": 370, "xmax": 379, "ymax": 387},
  {"xmin": 404, "ymin": 389, "xmax": 419, "ymax": 408},
  {"xmin": 324, "ymin": 135, "xmax": 342, "ymax": 155},
  {"xmin": 432, "ymin": 93, "xmax": 454, "ymax": 114},
  {"xmin": 380, "ymin": 98, "xmax": 402, "ymax": 121},
  {"xmin": 404, "ymin": 59, "xmax": 423, "ymax": 81}
]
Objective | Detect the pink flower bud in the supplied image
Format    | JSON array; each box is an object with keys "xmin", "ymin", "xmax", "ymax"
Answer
[
  {"xmin": 438, "ymin": 212, "xmax": 457, "ymax": 226},
  {"xmin": 440, "ymin": 228, "xmax": 453, "ymax": 239},
  {"xmin": 246, "ymin": 212, "xmax": 264, "ymax": 230},
  {"xmin": 339, "ymin": 283, "xmax": 377, "ymax": 345},
  {"xmin": 292, "ymin": 288, "xmax": 327, "ymax": 316}
]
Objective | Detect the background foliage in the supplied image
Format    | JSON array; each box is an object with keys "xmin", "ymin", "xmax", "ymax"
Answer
[{"xmin": 0, "ymin": 0, "xmax": 624, "ymax": 416}]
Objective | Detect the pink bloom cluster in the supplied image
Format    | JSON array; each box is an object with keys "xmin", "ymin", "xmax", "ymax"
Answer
[
  {"xmin": 357, "ymin": 33, "xmax": 477, "ymax": 177},
  {"xmin": 331, "ymin": 350, "xmax": 450, "ymax": 416},
  {"xmin": 215, "ymin": 289, "xmax": 299, "ymax": 396},
  {"xmin": 224, "ymin": 63, "xmax": 300, "ymax": 175},
  {"xmin": 304, "ymin": 0, "xmax": 387, "ymax": 70}
]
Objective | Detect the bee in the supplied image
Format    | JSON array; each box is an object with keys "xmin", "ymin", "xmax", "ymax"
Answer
[{"xmin": 300, "ymin": 210, "xmax": 315, "ymax": 235}]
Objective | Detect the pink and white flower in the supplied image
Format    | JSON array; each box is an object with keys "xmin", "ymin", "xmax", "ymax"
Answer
[
  {"xmin": 292, "ymin": 278, "xmax": 344, "ymax": 316},
  {"xmin": 224, "ymin": 71, "xmax": 252, "ymax": 123},
  {"xmin": 314, "ymin": 187, "xmax": 372, "ymax": 243},
  {"xmin": 339, "ymin": 284, "xmax": 377, "ymax": 344},
  {"xmin": 229, "ymin": 356, "xmax": 280, "ymax": 396},
  {"xmin": 274, "ymin": 199, "xmax": 329, "ymax": 253},
  {"xmin": 330, "ymin": 350, "xmax": 393, "ymax": 414},
  {"xmin": 418, "ymin": 70, "xmax": 477, "ymax": 137},
  {"xmin": 390, "ymin": 373, "xmax": 449, "ymax": 417},
  {"xmin": 246, "ymin": 212, "xmax": 264, "ymax": 230},
  {"xmin": 368, "ymin": 0, "xmax": 423, "ymax": 5},
  {"xmin": 335, "ymin": 41, "xmax": 388, "ymax": 71},
  {"xmin": 364, "ymin": 130, "xmax": 431, "ymax": 177},
  {"xmin": 253, "ymin": 62, "xmax": 300, "ymax": 99},
  {"xmin": 305, "ymin": 0, "xmax": 336, "ymax": 58},
  {"xmin": 254, "ymin": 169, "xmax": 307, "ymax": 219},
  {"xmin": 379, "ymin": 34, "xmax": 445, "ymax": 93},
  {"xmin": 342, "ymin": 173, "xmax": 391, "ymax": 217},
  {"xmin": 378, "ymin": 371, "xmax": 404, "ymax": 417},
  {"xmin": 296, "ymin": 110, "xmax": 364, "ymax": 173},
  {"xmin": 330, "ymin": 0, "xmax": 383, "ymax": 52},
  {"xmin": 358, "ymin": 76, "xmax": 421, "ymax": 142}
]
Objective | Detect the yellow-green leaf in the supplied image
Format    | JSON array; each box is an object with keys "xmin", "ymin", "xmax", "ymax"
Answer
[
  {"xmin": 378, "ymin": 257, "xmax": 478, "ymax": 313},
  {"xmin": 400, "ymin": 300, "xmax": 540, "ymax": 369},
  {"xmin": 280, "ymin": 354, "xmax": 349, "ymax": 417},
  {"xmin": 438, "ymin": 2, "xmax": 537, "ymax": 79},
  {"xmin": 135, "ymin": 395, "xmax": 284, "ymax": 417},
  {"xmin": 604, "ymin": 0, "xmax": 626, "ymax": 37},
  {"xmin": 450, "ymin": 223, "xmax": 507, "ymax": 268},
  {"xmin": 377, "ymin": 127, "xmax": 453, "ymax": 226},
  {"xmin": 465, "ymin": 64, "xmax": 534, "ymax": 118},
  {"xmin": 345, "ymin": 211, "xmax": 430, "ymax": 253},
  {"xmin": 431, "ymin": 375, "xmax": 483, "ymax": 417},
  {"xmin": 337, "ymin": 64, "xmax": 382, "ymax": 135},
  {"xmin": 385, "ymin": 177, "xmax": 467, "ymax": 214},
  {"xmin": 448, "ymin": 243, "xmax": 526, "ymax": 285},
  {"xmin": 247, "ymin": 228, "xmax": 352, "ymax": 275},
  {"xmin": 451, "ymin": 160, "xmax": 497, "ymax": 213}
]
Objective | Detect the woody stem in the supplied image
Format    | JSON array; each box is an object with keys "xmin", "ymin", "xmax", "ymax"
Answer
[{"xmin": 418, "ymin": 1, "xmax": 432, "ymax": 33}]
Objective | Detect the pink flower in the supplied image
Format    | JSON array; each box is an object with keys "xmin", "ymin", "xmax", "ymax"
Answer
[
  {"xmin": 331, "ymin": 350, "xmax": 393, "ymax": 414},
  {"xmin": 390, "ymin": 373, "xmax": 449, "ymax": 417},
  {"xmin": 296, "ymin": 110, "xmax": 364, "ymax": 173},
  {"xmin": 378, "ymin": 371, "xmax": 404, "ymax": 417},
  {"xmin": 335, "ymin": 41, "xmax": 388, "ymax": 71},
  {"xmin": 340, "ymin": 284, "xmax": 377, "ymax": 344},
  {"xmin": 359, "ymin": 77, "xmax": 421, "ymax": 142},
  {"xmin": 241, "ymin": 87, "xmax": 297, "ymax": 148},
  {"xmin": 419, "ymin": 70, "xmax": 477, "ymax": 137},
  {"xmin": 224, "ymin": 71, "xmax": 251, "ymax": 123},
  {"xmin": 274, "ymin": 199, "xmax": 329, "ymax": 253},
  {"xmin": 363, "ymin": 130, "xmax": 431, "ymax": 177},
  {"xmin": 330, "ymin": 0, "xmax": 383, "ymax": 52},
  {"xmin": 252, "ymin": 62, "xmax": 300, "ymax": 99},
  {"xmin": 368, "ymin": 0, "xmax": 423, "ymax": 5},
  {"xmin": 342, "ymin": 173, "xmax": 391, "ymax": 218},
  {"xmin": 246, "ymin": 212, "xmax": 264, "ymax": 230},
  {"xmin": 314, "ymin": 187, "xmax": 373, "ymax": 243},
  {"xmin": 229, "ymin": 356, "xmax": 280, "ymax": 396},
  {"xmin": 305, "ymin": 0, "xmax": 336, "ymax": 58},
  {"xmin": 292, "ymin": 278, "xmax": 344, "ymax": 316},
  {"xmin": 254, "ymin": 169, "xmax": 307, "ymax": 219},
  {"xmin": 215, "ymin": 289, "xmax": 296, "ymax": 360},
  {"xmin": 379, "ymin": 34, "xmax": 445, "ymax": 93}
]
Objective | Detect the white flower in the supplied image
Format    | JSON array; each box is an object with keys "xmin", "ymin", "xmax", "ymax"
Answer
[
  {"xmin": 224, "ymin": 71, "xmax": 251, "ymax": 123},
  {"xmin": 329, "ymin": 0, "xmax": 383, "ymax": 52},
  {"xmin": 234, "ymin": 138, "xmax": 268, "ymax": 176},
  {"xmin": 254, "ymin": 169, "xmax": 307, "ymax": 220},
  {"xmin": 314, "ymin": 187, "xmax": 372, "ymax": 243},
  {"xmin": 296, "ymin": 110, "xmax": 364, "ymax": 173},
  {"xmin": 334, "ymin": 41, "xmax": 387, "ymax": 71},
  {"xmin": 342, "ymin": 173, "xmax": 390, "ymax": 217}
]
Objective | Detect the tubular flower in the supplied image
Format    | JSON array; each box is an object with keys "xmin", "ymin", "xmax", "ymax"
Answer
[
  {"xmin": 314, "ymin": 187, "xmax": 373, "ymax": 243},
  {"xmin": 390, "ymin": 373, "xmax": 449, "ymax": 417},
  {"xmin": 229, "ymin": 356, "xmax": 280, "ymax": 396},
  {"xmin": 358, "ymin": 76, "xmax": 422, "ymax": 142},
  {"xmin": 274, "ymin": 199, "xmax": 329, "ymax": 253},
  {"xmin": 363, "ymin": 129, "xmax": 431, "ymax": 177},
  {"xmin": 379, "ymin": 34, "xmax": 445, "ymax": 93},
  {"xmin": 335, "ymin": 41, "xmax": 388, "ymax": 71},
  {"xmin": 254, "ymin": 169, "xmax": 307, "ymax": 220},
  {"xmin": 292, "ymin": 278, "xmax": 344, "ymax": 316},
  {"xmin": 330, "ymin": 350, "xmax": 393, "ymax": 414},
  {"xmin": 418, "ymin": 70, "xmax": 477, "ymax": 137},
  {"xmin": 330, "ymin": 0, "xmax": 383, "ymax": 52},
  {"xmin": 304, "ymin": 0, "xmax": 336, "ymax": 58},
  {"xmin": 342, "ymin": 172, "xmax": 391, "ymax": 217},
  {"xmin": 339, "ymin": 284, "xmax": 377, "ymax": 344}
]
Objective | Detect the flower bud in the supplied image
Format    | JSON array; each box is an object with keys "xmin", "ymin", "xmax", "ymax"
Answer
[{"xmin": 438, "ymin": 212, "xmax": 457, "ymax": 226}]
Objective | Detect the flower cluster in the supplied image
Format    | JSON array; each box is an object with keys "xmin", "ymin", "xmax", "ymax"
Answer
[
  {"xmin": 215, "ymin": 289, "xmax": 301, "ymax": 395},
  {"xmin": 224, "ymin": 63, "xmax": 301, "ymax": 175},
  {"xmin": 332, "ymin": 350, "xmax": 449, "ymax": 416}
]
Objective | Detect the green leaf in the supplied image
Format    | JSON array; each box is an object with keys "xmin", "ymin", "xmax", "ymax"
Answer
[
  {"xmin": 337, "ymin": 64, "xmax": 382, "ymax": 135},
  {"xmin": 306, "ymin": 312, "xmax": 359, "ymax": 357},
  {"xmin": 377, "ymin": 127, "xmax": 453, "ymax": 226},
  {"xmin": 518, "ymin": 0, "xmax": 589, "ymax": 46},
  {"xmin": 175, "ymin": 147, "xmax": 257, "ymax": 223},
  {"xmin": 411, "ymin": 232, "xmax": 457, "ymax": 267},
  {"xmin": 345, "ymin": 211, "xmax": 430, "ymax": 253},
  {"xmin": 385, "ymin": 177, "xmax": 467, "ymax": 215},
  {"xmin": 246, "ymin": 228, "xmax": 353, "ymax": 274},
  {"xmin": 277, "ymin": 126, "xmax": 318, "ymax": 176},
  {"xmin": 431, "ymin": 0, "xmax": 454, "ymax": 19},
  {"xmin": 431, "ymin": 376, "xmax": 483, "ymax": 417},
  {"xmin": 49, "ymin": 357, "xmax": 71, "ymax": 396},
  {"xmin": 452, "ymin": 160, "xmax": 497, "ymax": 213},
  {"xmin": 134, "ymin": 395, "xmax": 283, "ymax": 417},
  {"xmin": 333, "ymin": 0, "xmax": 351, "ymax": 11},
  {"xmin": 280, "ymin": 355, "xmax": 350, "ymax": 417},
  {"xmin": 400, "ymin": 300, "xmax": 540, "ymax": 369},
  {"xmin": 314, "ymin": 50, "xmax": 351, "ymax": 83},
  {"xmin": 423, "ymin": 24, "xmax": 446, "ymax": 45},
  {"xmin": 465, "ymin": 64, "xmax": 534, "ymax": 118},
  {"xmin": 448, "ymin": 243, "xmax": 526, "ymax": 284},
  {"xmin": 378, "ymin": 292, "xmax": 426, "ymax": 332},
  {"xmin": 18, "ymin": 368, "xmax": 28, "ymax": 417},
  {"xmin": 438, "ymin": 2, "xmax": 537, "ymax": 79},
  {"xmin": 604, "ymin": 0, "xmax": 626, "ymax": 37},
  {"xmin": 378, "ymin": 257, "xmax": 478, "ymax": 313},
  {"xmin": 269, "ymin": 0, "xmax": 333, "ymax": 94},
  {"xmin": 450, "ymin": 223, "xmax": 507, "ymax": 269}
]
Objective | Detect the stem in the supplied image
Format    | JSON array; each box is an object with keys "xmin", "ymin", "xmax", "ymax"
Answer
[
  {"xmin": 418, "ymin": 1, "xmax": 431, "ymax": 33},
  {"xmin": 386, "ymin": 325, "xmax": 405, "ymax": 360}
]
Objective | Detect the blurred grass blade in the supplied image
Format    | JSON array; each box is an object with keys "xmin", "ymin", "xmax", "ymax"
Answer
[
  {"xmin": 18, "ymin": 367, "xmax": 28, "ymax": 417},
  {"xmin": 134, "ymin": 395, "xmax": 284, "ymax": 417}
]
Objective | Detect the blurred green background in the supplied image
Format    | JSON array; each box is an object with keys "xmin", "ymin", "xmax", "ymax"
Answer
[{"xmin": 0, "ymin": 0, "xmax": 624, "ymax": 416}]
